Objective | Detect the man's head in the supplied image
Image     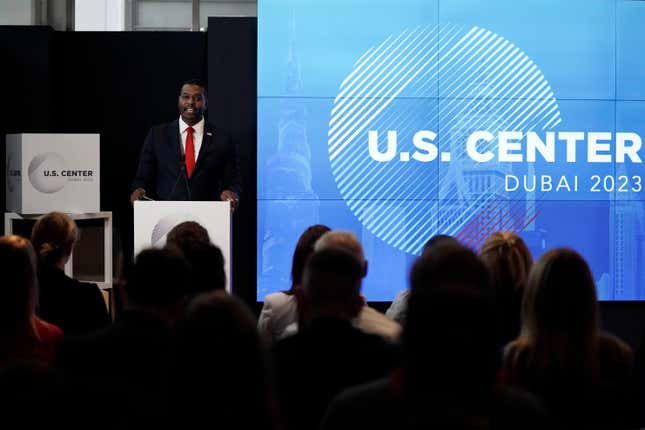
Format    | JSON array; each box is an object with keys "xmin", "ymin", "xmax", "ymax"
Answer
[
  {"xmin": 177, "ymin": 240, "xmax": 227, "ymax": 296},
  {"xmin": 404, "ymin": 244, "xmax": 496, "ymax": 395},
  {"xmin": 178, "ymin": 79, "xmax": 207, "ymax": 126},
  {"xmin": 420, "ymin": 233, "xmax": 459, "ymax": 257},
  {"xmin": 302, "ymin": 248, "xmax": 364, "ymax": 321},
  {"xmin": 124, "ymin": 247, "xmax": 190, "ymax": 312},
  {"xmin": 165, "ymin": 221, "xmax": 225, "ymax": 296},
  {"xmin": 314, "ymin": 230, "xmax": 367, "ymax": 277},
  {"xmin": 166, "ymin": 221, "xmax": 210, "ymax": 249}
]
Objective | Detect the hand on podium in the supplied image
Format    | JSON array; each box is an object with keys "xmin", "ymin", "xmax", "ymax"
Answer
[
  {"xmin": 220, "ymin": 190, "xmax": 239, "ymax": 212},
  {"xmin": 130, "ymin": 188, "xmax": 147, "ymax": 205}
]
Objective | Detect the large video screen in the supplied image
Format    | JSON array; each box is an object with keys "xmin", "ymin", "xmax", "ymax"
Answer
[{"xmin": 257, "ymin": 0, "xmax": 645, "ymax": 301}]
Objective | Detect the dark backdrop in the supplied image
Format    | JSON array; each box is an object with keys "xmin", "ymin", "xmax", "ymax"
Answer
[
  {"xmin": 0, "ymin": 24, "xmax": 254, "ymax": 304},
  {"xmin": 2, "ymin": 24, "xmax": 645, "ymax": 351},
  {"xmin": 207, "ymin": 17, "xmax": 257, "ymax": 307}
]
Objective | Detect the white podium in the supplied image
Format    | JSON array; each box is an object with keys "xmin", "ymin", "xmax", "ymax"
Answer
[
  {"xmin": 134, "ymin": 201, "xmax": 232, "ymax": 291},
  {"xmin": 5, "ymin": 133, "xmax": 100, "ymax": 214}
]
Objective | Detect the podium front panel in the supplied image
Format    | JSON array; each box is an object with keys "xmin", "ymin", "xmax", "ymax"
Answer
[{"xmin": 134, "ymin": 201, "xmax": 232, "ymax": 292}]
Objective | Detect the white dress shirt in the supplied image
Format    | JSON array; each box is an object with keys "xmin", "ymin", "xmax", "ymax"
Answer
[{"xmin": 179, "ymin": 116, "xmax": 205, "ymax": 164}]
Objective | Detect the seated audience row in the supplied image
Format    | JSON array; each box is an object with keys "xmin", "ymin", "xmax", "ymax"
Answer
[
  {"xmin": 320, "ymin": 236, "xmax": 633, "ymax": 430},
  {"xmin": 0, "ymin": 213, "xmax": 640, "ymax": 430},
  {"xmin": 322, "ymin": 243, "xmax": 548, "ymax": 430}
]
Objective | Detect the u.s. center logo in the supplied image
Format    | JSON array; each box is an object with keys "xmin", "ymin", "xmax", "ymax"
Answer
[
  {"xmin": 329, "ymin": 24, "xmax": 642, "ymax": 255},
  {"xmin": 27, "ymin": 152, "xmax": 96, "ymax": 194}
]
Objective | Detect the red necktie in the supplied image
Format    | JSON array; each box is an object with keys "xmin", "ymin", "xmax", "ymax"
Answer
[{"xmin": 185, "ymin": 126, "xmax": 195, "ymax": 178}]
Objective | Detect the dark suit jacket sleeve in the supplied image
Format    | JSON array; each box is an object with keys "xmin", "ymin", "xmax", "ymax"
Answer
[
  {"xmin": 222, "ymin": 130, "xmax": 242, "ymax": 198},
  {"xmin": 131, "ymin": 128, "xmax": 158, "ymax": 196}
]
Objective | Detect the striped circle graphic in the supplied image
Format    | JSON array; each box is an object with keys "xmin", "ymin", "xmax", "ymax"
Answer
[{"xmin": 328, "ymin": 25, "xmax": 562, "ymax": 255}]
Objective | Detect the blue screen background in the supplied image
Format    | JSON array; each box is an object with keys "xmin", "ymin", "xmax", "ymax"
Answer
[{"xmin": 257, "ymin": 0, "xmax": 645, "ymax": 301}]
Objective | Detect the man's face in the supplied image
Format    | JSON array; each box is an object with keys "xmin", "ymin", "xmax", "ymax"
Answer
[{"xmin": 178, "ymin": 84, "xmax": 207, "ymax": 125}]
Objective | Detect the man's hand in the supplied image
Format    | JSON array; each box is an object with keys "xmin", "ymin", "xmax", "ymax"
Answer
[
  {"xmin": 130, "ymin": 188, "xmax": 146, "ymax": 205},
  {"xmin": 220, "ymin": 190, "xmax": 240, "ymax": 212}
]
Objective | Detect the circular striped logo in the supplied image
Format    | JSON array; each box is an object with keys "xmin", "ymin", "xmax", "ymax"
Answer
[{"xmin": 328, "ymin": 25, "xmax": 561, "ymax": 254}]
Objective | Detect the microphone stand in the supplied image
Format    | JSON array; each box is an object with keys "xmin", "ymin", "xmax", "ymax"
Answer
[
  {"xmin": 182, "ymin": 158, "xmax": 192, "ymax": 201},
  {"xmin": 169, "ymin": 155, "xmax": 188, "ymax": 200}
]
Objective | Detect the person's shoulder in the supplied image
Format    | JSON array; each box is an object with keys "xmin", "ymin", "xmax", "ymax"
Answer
[
  {"xmin": 76, "ymin": 281, "xmax": 106, "ymax": 305},
  {"xmin": 494, "ymin": 386, "xmax": 551, "ymax": 429},
  {"xmin": 34, "ymin": 317, "xmax": 64, "ymax": 342},
  {"xmin": 205, "ymin": 120, "xmax": 226, "ymax": 132},
  {"xmin": 321, "ymin": 378, "xmax": 399, "ymax": 430},
  {"xmin": 502, "ymin": 337, "xmax": 531, "ymax": 369},
  {"xmin": 346, "ymin": 323, "xmax": 400, "ymax": 358},
  {"xmin": 264, "ymin": 291, "xmax": 293, "ymax": 307},
  {"xmin": 599, "ymin": 332, "xmax": 634, "ymax": 366},
  {"xmin": 272, "ymin": 327, "xmax": 304, "ymax": 358},
  {"xmin": 357, "ymin": 305, "xmax": 402, "ymax": 341},
  {"xmin": 64, "ymin": 275, "xmax": 101, "ymax": 294},
  {"xmin": 332, "ymin": 377, "xmax": 393, "ymax": 407},
  {"xmin": 206, "ymin": 122, "xmax": 232, "ymax": 140}
]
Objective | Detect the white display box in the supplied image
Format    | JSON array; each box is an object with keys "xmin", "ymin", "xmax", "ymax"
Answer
[
  {"xmin": 6, "ymin": 133, "xmax": 100, "ymax": 214},
  {"xmin": 134, "ymin": 201, "xmax": 232, "ymax": 292}
]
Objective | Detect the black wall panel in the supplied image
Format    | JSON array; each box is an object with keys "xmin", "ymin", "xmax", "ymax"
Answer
[
  {"xmin": 0, "ymin": 26, "xmax": 55, "ymax": 215},
  {"xmin": 207, "ymin": 17, "xmax": 257, "ymax": 306}
]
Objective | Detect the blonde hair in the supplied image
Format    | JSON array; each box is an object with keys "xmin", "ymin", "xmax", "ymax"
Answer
[
  {"xmin": 480, "ymin": 232, "xmax": 532, "ymax": 293},
  {"xmin": 506, "ymin": 248, "xmax": 599, "ymax": 373},
  {"xmin": 31, "ymin": 212, "xmax": 78, "ymax": 266}
]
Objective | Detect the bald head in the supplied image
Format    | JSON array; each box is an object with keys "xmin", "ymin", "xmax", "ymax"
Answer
[{"xmin": 314, "ymin": 230, "xmax": 366, "ymax": 275}]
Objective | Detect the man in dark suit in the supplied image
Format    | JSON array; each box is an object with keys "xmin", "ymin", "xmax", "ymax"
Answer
[{"xmin": 130, "ymin": 79, "xmax": 241, "ymax": 209}]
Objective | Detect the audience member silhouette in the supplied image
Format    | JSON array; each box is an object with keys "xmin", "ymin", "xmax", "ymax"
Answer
[
  {"xmin": 273, "ymin": 248, "xmax": 399, "ymax": 430},
  {"xmin": 167, "ymin": 292, "xmax": 278, "ymax": 430},
  {"xmin": 479, "ymin": 231, "xmax": 532, "ymax": 349},
  {"xmin": 258, "ymin": 224, "xmax": 331, "ymax": 342},
  {"xmin": 385, "ymin": 233, "xmax": 459, "ymax": 323},
  {"xmin": 31, "ymin": 212, "xmax": 110, "ymax": 335},
  {"xmin": 321, "ymin": 243, "xmax": 548, "ymax": 430},
  {"xmin": 57, "ymin": 247, "xmax": 191, "ymax": 429},
  {"xmin": 165, "ymin": 221, "xmax": 226, "ymax": 296},
  {"xmin": 314, "ymin": 230, "xmax": 401, "ymax": 341},
  {"xmin": 166, "ymin": 220, "xmax": 210, "ymax": 247},
  {"xmin": 503, "ymin": 248, "xmax": 633, "ymax": 429},
  {"xmin": 0, "ymin": 235, "xmax": 63, "ymax": 368}
]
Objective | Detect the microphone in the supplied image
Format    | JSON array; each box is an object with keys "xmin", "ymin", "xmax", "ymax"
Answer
[
  {"xmin": 169, "ymin": 154, "xmax": 188, "ymax": 200},
  {"xmin": 182, "ymin": 155, "xmax": 193, "ymax": 201}
]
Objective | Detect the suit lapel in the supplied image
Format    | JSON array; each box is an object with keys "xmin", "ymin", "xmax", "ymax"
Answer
[
  {"xmin": 168, "ymin": 119, "xmax": 182, "ymax": 168},
  {"xmin": 194, "ymin": 122, "xmax": 215, "ymax": 174}
]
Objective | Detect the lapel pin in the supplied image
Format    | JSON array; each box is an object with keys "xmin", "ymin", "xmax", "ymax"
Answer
[{"xmin": 206, "ymin": 132, "xmax": 213, "ymax": 136}]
